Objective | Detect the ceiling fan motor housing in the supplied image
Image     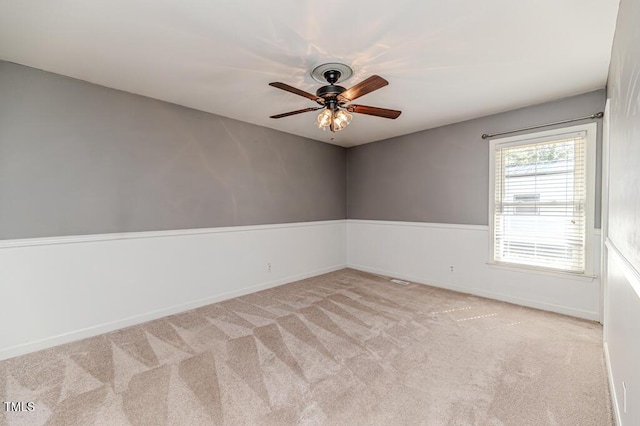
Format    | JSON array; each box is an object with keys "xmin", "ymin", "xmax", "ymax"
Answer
[{"xmin": 316, "ymin": 83, "xmax": 346, "ymax": 100}]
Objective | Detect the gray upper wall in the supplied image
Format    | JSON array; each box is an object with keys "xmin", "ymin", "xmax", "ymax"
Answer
[
  {"xmin": 607, "ymin": 0, "xmax": 640, "ymax": 271},
  {"xmin": 0, "ymin": 61, "xmax": 346, "ymax": 239},
  {"xmin": 347, "ymin": 90, "xmax": 605, "ymax": 227},
  {"xmin": 0, "ymin": 60, "xmax": 608, "ymax": 240}
]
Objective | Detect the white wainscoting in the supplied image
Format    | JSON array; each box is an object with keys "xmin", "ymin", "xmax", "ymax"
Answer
[
  {"xmin": 347, "ymin": 220, "xmax": 601, "ymax": 320},
  {"xmin": 604, "ymin": 239, "xmax": 640, "ymax": 426},
  {"xmin": 0, "ymin": 220, "xmax": 347, "ymax": 361},
  {"xmin": 1, "ymin": 218, "xmax": 606, "ymax": 361}
]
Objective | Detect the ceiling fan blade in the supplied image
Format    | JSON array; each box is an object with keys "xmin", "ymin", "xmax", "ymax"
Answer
[
  {"xmin": 270, "ymin": 107, "xmax": 323, "ymax": 119},
  {"xmin": 339, "ymin": 75, "xmax": 389, "ymax": 102},
  {"xmin": 269, "ymin": 82, "xmax": 323, "ymax": 103},
  {"xmin": 346, "ymin": 104, "xmax": 401, "ymax": 119}
]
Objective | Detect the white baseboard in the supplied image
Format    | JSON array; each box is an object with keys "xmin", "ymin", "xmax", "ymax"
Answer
[
  {"xmin": 349, "ymin": 263, "xmax": 599, "ymax": 320},
  {"xmin": 0, "ymin": 220, "xmax": 347, "ymax": 361},
  {"xmin": 604, "ymin": 342, "xmax": 622, "ymax": 425}
]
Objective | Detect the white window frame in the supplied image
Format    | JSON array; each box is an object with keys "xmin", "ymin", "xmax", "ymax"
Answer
[{"xmin": 488, "ymin": 122, "xmax": 597, "ymax": 277}]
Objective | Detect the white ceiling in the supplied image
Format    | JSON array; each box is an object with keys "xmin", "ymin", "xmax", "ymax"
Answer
[{"xmin": 0, "ymin": 0, "xmax": 619, "ymax": 147}]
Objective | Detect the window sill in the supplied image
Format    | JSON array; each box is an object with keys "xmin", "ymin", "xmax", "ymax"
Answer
[{"xmin": 486, "ymin": 261, "xmax": 597, "ymax": 282}]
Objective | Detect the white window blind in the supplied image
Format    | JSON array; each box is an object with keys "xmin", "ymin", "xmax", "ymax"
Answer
[{"xmin": 493, "ymin": 131, "xmax": 587, "ymax": 273}]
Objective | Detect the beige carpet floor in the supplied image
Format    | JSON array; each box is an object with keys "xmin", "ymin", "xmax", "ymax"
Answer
[{"xmin": 1, "ymin": 269, "xmax": 612, "ymax": 426}]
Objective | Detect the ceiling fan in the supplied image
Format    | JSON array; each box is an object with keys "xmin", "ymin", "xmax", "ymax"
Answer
[{"xmin": 269, "ymin": 64, "xmax": 401, "ymax": 133}]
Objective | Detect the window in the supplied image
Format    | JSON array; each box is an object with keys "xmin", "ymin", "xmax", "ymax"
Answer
[{"xmin": 489, "ymin": 123, "xmax": 596, "ymax": 275}]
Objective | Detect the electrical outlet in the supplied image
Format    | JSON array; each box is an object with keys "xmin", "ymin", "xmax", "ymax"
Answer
[
  {"xmin": 267, "ymin": 263, "xmax": 272, "ymax": 273},
  {"xmin": 450, "ymin": 266, "xmax": 454, "ymax": 272},
  {"xmin": 623, "ymin": 381, "xmax": 627, "ymax": 414}
]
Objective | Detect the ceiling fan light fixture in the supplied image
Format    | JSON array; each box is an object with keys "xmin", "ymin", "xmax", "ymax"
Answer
[
  {"xmin": 316, "ymin": 107, "xmax": 352, "ymax": 132},
  {"xmin": 333, "ymin": 109, "xmax": 352, "ymax": 131},
  {"xmin": 316, "ymin": 109, "xmax": 333, "ymax": 130}
]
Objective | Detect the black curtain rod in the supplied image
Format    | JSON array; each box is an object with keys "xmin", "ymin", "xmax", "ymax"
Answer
[{"xmin": 481, "ymin": 112, "xmax": 604, "ymax": 139}]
